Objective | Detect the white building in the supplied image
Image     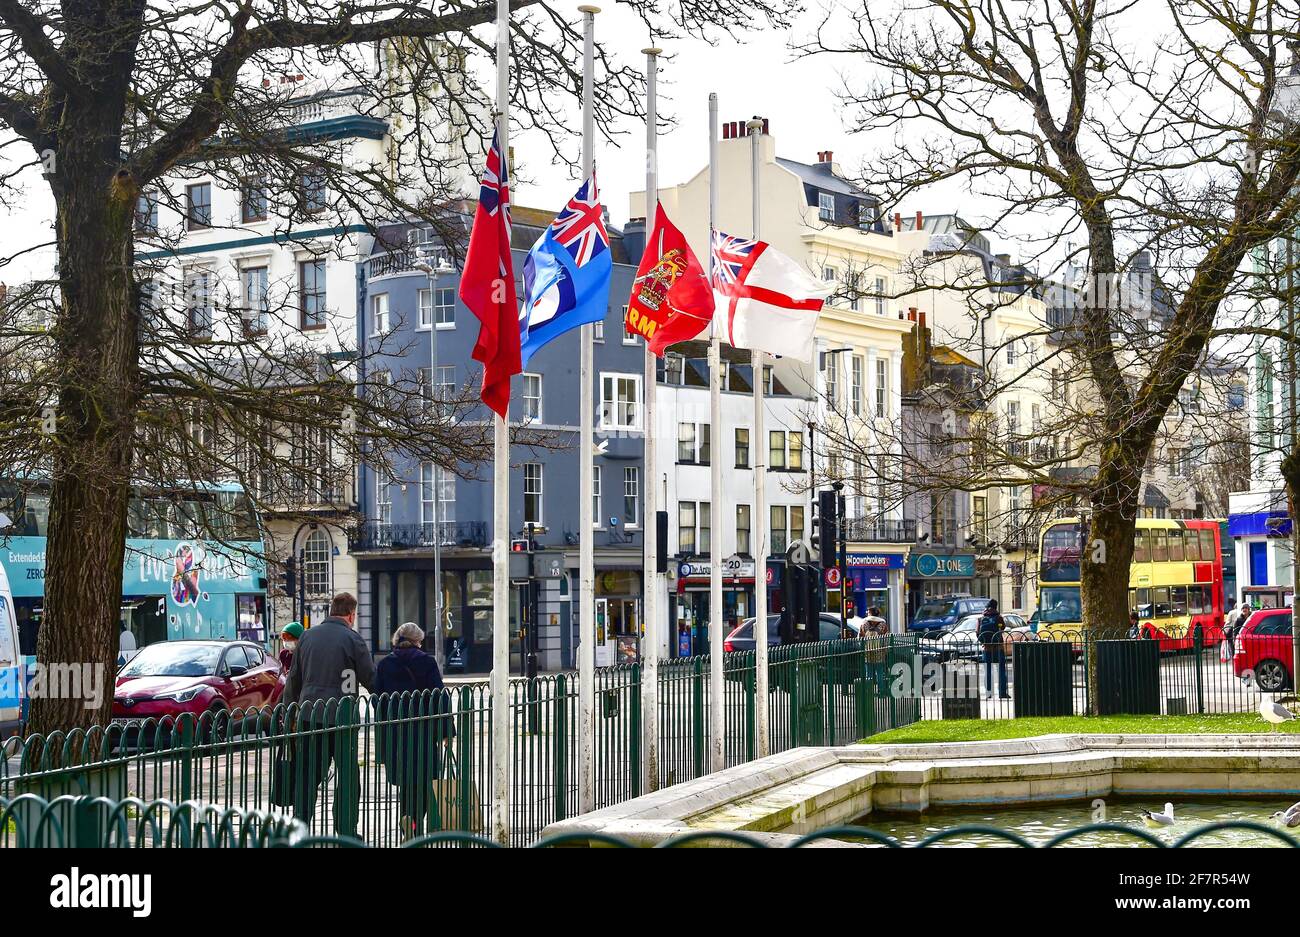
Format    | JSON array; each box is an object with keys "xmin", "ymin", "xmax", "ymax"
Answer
[{"xmin": 133, "ymin": 65, "xmax": 475, "ymax": 631}]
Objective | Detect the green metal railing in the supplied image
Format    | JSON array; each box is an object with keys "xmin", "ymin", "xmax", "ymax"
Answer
[
  {"xmin": 1, "ymin": 636, "xmax": 911, "ymax": 847},
  {"xmin": 0, "ymin": 794, "xmax": 303, "ymax": 848}
]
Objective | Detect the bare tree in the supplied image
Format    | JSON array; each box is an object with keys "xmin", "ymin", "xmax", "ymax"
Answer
[{"xmin": 797, "ymin": 0, "xmax": 1300, "ymax": 708}]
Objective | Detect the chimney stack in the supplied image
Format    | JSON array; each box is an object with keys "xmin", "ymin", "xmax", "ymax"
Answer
[
  {"xmin": 894, "ymin": 212, "xmax": 902, "ymax": 231},
  {"xmin": 915, "ymin": 210, "xmax": 924, "ymax": 229}
]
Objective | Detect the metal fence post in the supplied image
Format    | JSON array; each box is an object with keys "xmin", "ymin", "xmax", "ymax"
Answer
[
  {"xmin": 553, "ymin": 674, "xmax": 568, "ymax": 822},
  {"xmin": 630, "ymin": 663, "xmax": 642, "ymax": 799},
  {"xmin": 457, "ymin": 686, "xmax": 473, "ymax": 837},
  {"xmin": 692, "ymin": 657, "xmax": 705, "ymax": 779},
  {"xmin": 1194, "ymin": 628, "xmax": 1205, "ymax": 714}
]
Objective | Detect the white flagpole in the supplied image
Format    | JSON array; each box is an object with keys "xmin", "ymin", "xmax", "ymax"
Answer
[
  {"xmin": 577, "ymin": 3, "xmax": 599, "ymax": 816},
  {"xmin": 747, "ymin": 116, "xmax": 770, "ymax": 758},
  {"xmin": 641, "ymin": 45, "xmax": 662, "ymax": 794},
  {"xmin": 491, "ymin": 0, "xmax": 512, "ymax": 847},
  {"xmin": 707, "ymin": 93, "xmax": 725, "ymax": 772}
]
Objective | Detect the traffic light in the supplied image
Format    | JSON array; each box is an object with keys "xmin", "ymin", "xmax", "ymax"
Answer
[
  {"xmin": 281, "ymin": 556, "xmax": 296, "ymax": 597},
  {"xmin": 656, "ymin": 510, "xmax": 669, "ymax": 572},
  {"xmin": 787, "ymin": 563, "xmax": 809, "ymax": 638},
  {"xmin": 510, "ymin": 538, "xmax": 533, "ymax": 553},
  {"xmin": 817, "ymin": 490, "xmax": 838, "ymax": 569}
]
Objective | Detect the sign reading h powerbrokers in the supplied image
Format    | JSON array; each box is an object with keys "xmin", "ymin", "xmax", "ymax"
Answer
[{"xmin": 846, "ymin": 553, "xmax": 904, "ymax": 590}]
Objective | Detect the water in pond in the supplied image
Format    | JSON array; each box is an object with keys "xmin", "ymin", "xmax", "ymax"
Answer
[{"xmin": 850, "ymin": 798, "xmax": 1300, "ymax": 847}]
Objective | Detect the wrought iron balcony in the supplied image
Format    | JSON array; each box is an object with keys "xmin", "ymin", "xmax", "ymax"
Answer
[
  {"xmin": 842, "ymin": 518, "xmax": 918, "ymax": 543},
  {"xmin": 350, "ymin": 520, "xmax": 488, "ymax": 552}
]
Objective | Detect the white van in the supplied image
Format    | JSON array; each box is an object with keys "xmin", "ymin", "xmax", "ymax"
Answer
[{"xmin": 0, "ymin": 562, "xmax": 22, "ymax": 737}]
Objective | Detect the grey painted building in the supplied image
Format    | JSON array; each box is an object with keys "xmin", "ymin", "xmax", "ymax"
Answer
[{"xmin": 352, "ymin": 206, "xmax": 647, "ymax": 673}]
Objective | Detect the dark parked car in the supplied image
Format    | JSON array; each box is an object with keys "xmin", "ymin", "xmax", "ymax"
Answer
[{"xmin": 909, "ymin": 596, "xmax": 990, "ymax": 634}]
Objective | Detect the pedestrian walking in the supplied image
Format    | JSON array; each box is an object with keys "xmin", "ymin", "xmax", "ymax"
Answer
[
  {"xmin": 283, "ymin": 591, "xmax": 375, "ymax": 838},
  {"xmin": 374, "ymin": 622, "xmax": 455, "ymax": 838},
  {"xmin": 1128, "ymin": 610, "xmax": 1141, "ymax": 639},
  {"xmin": 978, "ymin": 600, "xmax": 1009, "ymax": 699},
  {"xmin": 861, "ymin": 606, "xmax": 889, "ymax": 695}
]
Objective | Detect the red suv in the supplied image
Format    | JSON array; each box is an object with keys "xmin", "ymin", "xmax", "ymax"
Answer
[{"xmin": 1233, "ymin": 609, "xmax": 1294, "ymax": 691}]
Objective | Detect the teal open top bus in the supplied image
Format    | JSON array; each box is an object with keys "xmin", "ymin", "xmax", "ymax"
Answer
[{"xmin": 0, "ymin": 477, "xmax": 269, "ymax": 656}]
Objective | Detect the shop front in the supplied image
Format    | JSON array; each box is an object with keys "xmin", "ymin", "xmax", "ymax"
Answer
[
  {"xmin": 592, "ymin": 568, "xmax": 643, "ymax": 666},
  {"xmin": 670, "ymin": 555, "xmax": 760, "ymax": 658},
  {"xmin": 845, "ymin": 553, "xmax": 906, "ymax": 631},
  {"xmin": 905, "ymin": 550, "xmax": 978, "ymax": 622}
]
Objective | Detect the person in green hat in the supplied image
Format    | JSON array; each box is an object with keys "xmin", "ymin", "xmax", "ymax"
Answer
[{"xmin": 279, "ymin": 622, "xmax": 304, "ymax": 672}]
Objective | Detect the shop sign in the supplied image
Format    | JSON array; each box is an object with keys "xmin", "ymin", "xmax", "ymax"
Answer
[{"xmin": 906, "ymin": 553, "xmax": 976, "ymax": 578}]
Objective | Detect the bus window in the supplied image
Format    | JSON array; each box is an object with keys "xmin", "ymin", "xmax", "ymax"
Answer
[
  {"xmin": 1153, "ymin": 587, "xmax": 1171, "ymax": 617},
  {"xmin": 1171, "ymin": 586, "xmax": 1187, "ymax": 615},
  {"xmin": 1169, "ymin": 529, "xmax": 1184, "ymax": 562},
  {"xmin": 1133, "ymin": 529, "xmax": 1150, "ymax": 564},
  {"xmin": 23, "ymin": 493, "xmax": 51, "ymax": 538},
  {"xmin": 1039, "ymin": 586, "xmax": 1081, "ymax": 623},
  {"xmin": 1129, "ymin": 589, "xmax": 1137, "ymax": 612},
  {"xmin": 1184, "ymin": 529, "xmax": 1202, "ymax": 562},
  {"xmin": 1199, "ymin": 529, "xmax": 1215, "ymax": 562},
  {"xmin": 1040, "ymin": 523, "xmax": 1081, "ymax": 582},
  {"xmin": 1152, "ymin": 529, "xmax": 1169, "ymax": 563},
  {"xmin": 1191, "ymin": 585, "xmax": 1206, "ymax": 614},
  {"xmin": 1136, "ymin": 588, "xmax": 1151, "ymax": 618}
]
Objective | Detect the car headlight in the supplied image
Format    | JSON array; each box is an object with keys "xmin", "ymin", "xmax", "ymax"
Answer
[{"xmin": 156, "ymin": 686, "xmax": 205, "ymax": 703}]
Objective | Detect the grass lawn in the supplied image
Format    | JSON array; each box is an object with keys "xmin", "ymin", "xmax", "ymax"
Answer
[{"xmin": 863, "ymin": 713, "xmax": 1300, "ymax": 744}]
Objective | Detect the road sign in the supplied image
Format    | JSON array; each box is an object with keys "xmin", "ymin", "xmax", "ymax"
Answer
[{"xmin": 824, "ymin": 566, "xmax": 842, "ymax": 588}]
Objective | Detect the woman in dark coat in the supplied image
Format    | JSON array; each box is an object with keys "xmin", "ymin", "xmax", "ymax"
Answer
[{"xmin": 373, "ymin": 622, "xmax": 454, "ymax": 838}]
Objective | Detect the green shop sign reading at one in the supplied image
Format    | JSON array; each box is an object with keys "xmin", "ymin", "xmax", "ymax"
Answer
[{"xmin": 907, "ymin": 553, "xmax": 976, "ymax": 578}]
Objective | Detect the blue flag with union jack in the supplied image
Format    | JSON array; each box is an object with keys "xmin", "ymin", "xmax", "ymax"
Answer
[{"xmin": 519, "ymin": 172, "xmax": 612, "ymax": 366}]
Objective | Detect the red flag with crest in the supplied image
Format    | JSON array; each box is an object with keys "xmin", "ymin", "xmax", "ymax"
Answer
[{"xmin": 624, "ymin": 203, "xmax": 714, "ymax": 356}]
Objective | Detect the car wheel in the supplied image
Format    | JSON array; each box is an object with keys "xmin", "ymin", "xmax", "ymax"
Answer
[
  {"xmin": 1256, "ymin": 660, "xmax": 1290, "ymax": 692},
  {"xmin": 200, "ymin": 705, "xmax": 230, "ymax": 743}
]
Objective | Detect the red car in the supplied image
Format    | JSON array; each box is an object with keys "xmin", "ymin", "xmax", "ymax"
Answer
[
  {"xmin": 113, "ymin": 640, "xmax": 283, "ymax": 733},
  {"xmin": 1233, "ymin": 608, "xmax": 1294, "ymax": 691}
]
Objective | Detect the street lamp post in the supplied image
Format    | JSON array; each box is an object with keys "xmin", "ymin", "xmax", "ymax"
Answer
[{"xmin": 413, "ymin": 252, "xmax": 455, "ymax": 669}]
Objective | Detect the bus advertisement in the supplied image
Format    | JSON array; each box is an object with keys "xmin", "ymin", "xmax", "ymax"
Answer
[
  {"xmin": 0, "ymin": 479, "xmax": 269, "ymax": 656},
  {"xmin": 1038, "ymin": 516, "xmax": 1225, "ymax": 650}
]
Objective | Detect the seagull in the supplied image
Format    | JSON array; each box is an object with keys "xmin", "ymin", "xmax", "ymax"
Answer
[
  {"xmin": 1260, "ymin": 696, "xmax": 1297, "ymax": 732},
  {"xmin": 1271, "ymin": 802, "xmax": 1300, "ymax": 828},
  {"xmin": 1139, "ymin": 803, "xmax": 1175, "ymax": 828}
]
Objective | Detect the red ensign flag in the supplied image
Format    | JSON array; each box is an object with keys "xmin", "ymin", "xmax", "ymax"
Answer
[{"xmin": 625, "ymin": 203, "xmax": 714, "ymax": 356}]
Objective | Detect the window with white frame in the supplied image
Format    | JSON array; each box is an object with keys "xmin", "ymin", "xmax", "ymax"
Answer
[
  {"xmin": 420, "ymin": 461, "xmax": 437, "ymax": 527},
  {"xmin": 1006, "ymin": 338, "xmax": 1017, "ymax": 365},
  {"xmin": 822, "ymin": 266, "xmax": 837, "ymax": 283},
  {"xmin": 621, "ymin": 306, "xmax": 639, "ymax": 344},
  {"xmin": 303, "ymin": 528, "xmax": 332, "ymax": 596},
  {"xmin": 419, "ymin": 287, "xmax": 456, "ymax": 328},
  {"xmin": 767, "ymin": 431, "xmax": 803, "ymax": 471},
  {"xmin": 818, "ymin": 192, "xmax": 835, "ymax": 221},
  {"xmin": 375, "ymin": 473, "xmax": 392, "ymax": 526},
  {"xmin": 592, "ymin": 465, "xmax": 602, "ymax": 527},
  {"xmin": 523, "ymin": 462, "xmax": 543, "ymax": 525},
  {"xmin": 184, "ymin": 269, "xmax": 212, "ymax": 336},
  {"xmin": 371, "ymin": 292, "xmax": 389, "ymax": 336},
  {"xmin": 736, "ymin": 504, "xmax": 751, "ymax": 554},
  {"xmin": 826, "ymin": 352, "xmax": 840, "ymax": 408},
  {"xmin": 623, "ymin": 466, "xmax": 640, "ymax": 527},
  {"xmin": 851, "ymin": 356, "xmax": 863, "ymax": 415},
  {"xmin": 600, "ymin": 373, "xmax": 642, "ymax": 430},
  {"xmin": 522, "ymin": 373, "xmax": 542, "ymax": 421},
  {"xmin": 677, "ymin": 422, "xmax": 710, "ymax": 464},
  {"xmin": 679, "ymin": 501, "xmax": 698, "ymax": 554},
  {"xmin": 241, "ymin": 265, "xmax": 269, "ymax": 335},
  {"xmin": 771, "ymin": 505, "xmax": 789, "ymax": 553},
  {"xmin": 874, "ymin": 277, "xmax": 886, "ymax": 315},
  {"xmin": 875, "ymin": 358, "xmax": 888, "ymax": 417},
  {"xmin": 735, "ymin": 428, "xmax": 750, "ymax": 468}
]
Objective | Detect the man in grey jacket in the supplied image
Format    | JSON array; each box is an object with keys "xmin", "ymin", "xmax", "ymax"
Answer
[{"xmin": 284, "ymin": 592, "xmax": 375, "ymax": 837}]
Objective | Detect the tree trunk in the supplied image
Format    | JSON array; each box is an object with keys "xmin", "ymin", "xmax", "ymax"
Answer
[
  {"xmin": 1080, "ymin": 456, "xmax": 1141, "ymax": 715},
  {"xmin": 27, "ymin": 97, "xmax": 141, "ymax": 735}
]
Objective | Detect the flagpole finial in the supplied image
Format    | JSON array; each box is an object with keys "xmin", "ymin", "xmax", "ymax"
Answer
[
  {"xmin": 578, "ymin": 4, "xmax": 600, "ymax": 13},
  {"xmin": 642, "ymin": 46, "xmax": 662, "ymax": 56}
]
